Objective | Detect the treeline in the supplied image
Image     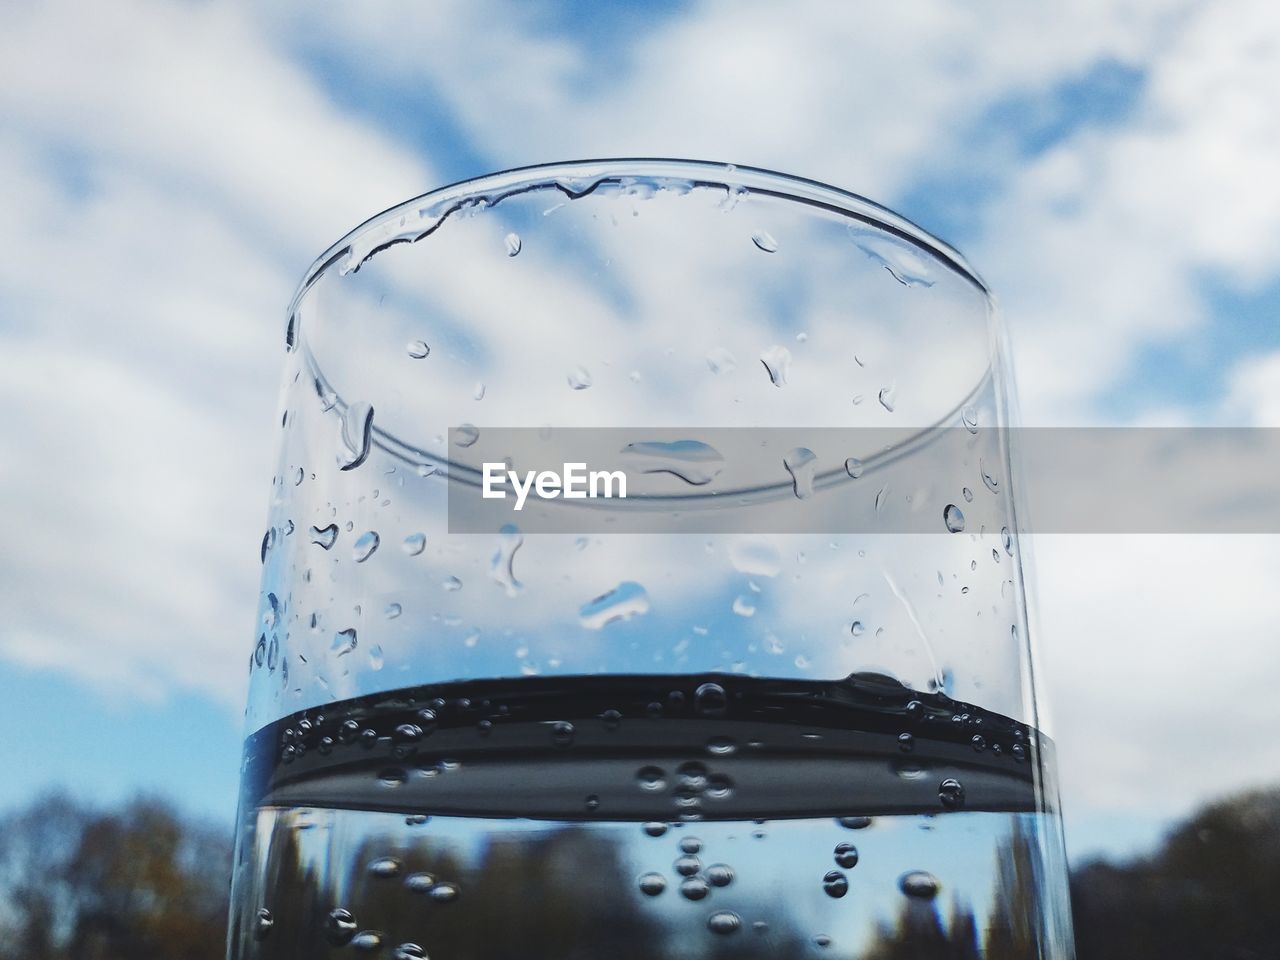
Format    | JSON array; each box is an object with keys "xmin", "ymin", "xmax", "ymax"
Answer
[{"xmin": 0, "ymin": 787, "xmax": 1276, "ymax": 958}]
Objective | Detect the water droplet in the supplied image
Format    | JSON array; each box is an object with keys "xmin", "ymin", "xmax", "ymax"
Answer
[
  {"xmin": 962, "ymin": 406, "xmax": 979, "ymax": 433},
  {"xmin": 293, "ymin": 466, "xmax": 304, "ymax": 486},
  {"xmin": 351, "ymin": 931, "xmax": 383, "ymax": 951},
  {"xmin": 636, "ymin": 765, "xmax": 667, "ymax": 791},
  {"xmin": 260, "ymin": 527, "xmax": 276, "ymax": 563},
  {"xmin": 679, "ymin": 836, "xmax": 703, "ymax": 853},
  {"xmin": 567, "ymin": 366, "xmax": 593, "ymax": 390},
  {"xmin": 813, "ymin": 934, "xmax": 832, "ymax": 948},
  {"xmin": 442, "ymin": 576, "xmax": 463, "ymax": 592},
  {"xmin": 899, "ymin": 870, "xmax": 940, "ymax": 899},
  {"xmin": 504, "ymin": 232, "xmax": 522, "ymax": 257},
  {"xmin": 489, "ymin": 524, "xmax": 524, "ymax": 597},
  {"xmin": 1002, "ymin": 526, "xmax": 1014, "ymax": 555},
  {"xmin": 837, "ymin": 816, "xmax": 872, "ymax": 830},
  {"xmin": 332, "ymin": 628, "xmax": 358, "ymax": 657},
  {"xmin": 708, "ymin": 911, "xmax": 741, "ymax": 935},
  {"xmin": 402, "ymin": 532, "xmax": 426, "ymax": 556},
  {"xmin": 369, "ymin": 857, "xmax": 402, "ymax": 879},
  {"xmin": 849, "ymin": 620, "xmax": 865, "ymax": 637},
  {"xmin": 405, "ymin": 872, "xmax": 435, "ymax": 894},
  {"xmin": 454, "ymin": 424, "xmax": 479, "ymax": 448},
  {"xmin": 831, "ymin": 842, "xmax": 861, "ymax": 869},
  {"xmin": 706, "ymin": 736, "xmax": 736, "ymax": 756},
  {"xmin": 638, "ymin": 872, "xmax": 667, "ymax": 896},
  {"xmin": 878, "ymin": 385, "xmax": 896, "ymax": 413},
  {"xmin": 394, "ymin": 944, "xmax": 427, "ymax": 960},
  {"xmin": 694, "ymin": 682, "xmax": 728, "ymax": 717},
  {"xmin": 874, "ymin": 487, "xmax": 890, "ymax": 512},
  {"xmin": 783, "ymin": 447, "xmax": 818, "ymax": 500},
  {"xmin": 897, "ymin": 732, "xmax": 915, "ymax": 752},
  {"xmin": 674, "ymin": 854, "xmax": 702, "ymax": 876},
  {"xmin": 621, "ymin": 439, "xmax": 725, "ymax": 485},
  {"xmin": 760, "ymin": 345, "xmax": 792, "ymax": 386},
  {"xmin": 680, "ymin": 877, "xmax": 709, "ymax": 901},
  {"xmin": 706, "ymin": 347, "xmax": 737, "ymax": 375},
  {"xmin": 943, "ymin": 504, "xmax": 965, "ymax": 533},
  {"xmin": 407, "ymin": 340, "xmax": 430, "ymax": 359},
  {"xmin": 472, "ymin": 381, "xmax": 486, "ymax": 401},
  {"xmin": 368, "ymin": 644, "xmax": 385, "ymax": 671},
  {"xmin": 962, "ymin": 486, "xmax": 974, "ymax": 503},
  {"xmin": 643, "ymin": 821, "xmax": 668, "ymax": 837},
  {"xmin": 844, "ymin": 457, "xmax": 864, "ymax": 479},
  {"xmin": 938, "ymin": 777, "xmax": 965, "ymax": 810},
  {"xmin": 706, "ymin": 863, "xmax": 735, "ymax": 887},
  {"xmin": 822, "ymin": 871, "xmax": 849, "ymax": 898},
  {"xmin": 729, "ymin": 541, "xmax": 782, "ymax": 578},
  {"xmin": 429, "ymin": 882, "xmax": 459, "ymax": 904},
  {"xmin": 324, "ymin": 908, "xmax": 358, "ymax": 945},
  {"xmin": 848, "ymin": 228, "xmax": 935, "ymax": 286},
  {"xmin": 551, "ymin": 720, "xmax": 575, "ymax": 747},
  {"xmin": 751, "ymin": 230, "xmax": 778, "ymax": 253},
  {"xmin": 585, "ymin": 794, "xmax": 600, "ymax": 811},
  {"xmin": 338, "ymin": 402, "xmax": 374, "ymax": 471},
  {"xmin": 579, "ymin": 581, "xmax": 650, "ymax": 629},
  {"xmin": 352, "ymin": 530, "xmax": 380, "ymax": 562},
  {"xmin": 732, "ymin": 595, "xmax": 756, "ymax": 617},
  {"xmin": 253, "ymin": 908, "xmax": 274, "ymax": 940}
]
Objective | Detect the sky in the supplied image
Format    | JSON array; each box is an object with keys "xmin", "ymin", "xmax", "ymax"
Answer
[{"xmin": 1, "ymin": 0, "xmax": 1279, "ymax": 865}]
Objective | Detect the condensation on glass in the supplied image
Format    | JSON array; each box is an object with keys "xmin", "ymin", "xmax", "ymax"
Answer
[{"xmin": 230, "ymin": 160, "xmax": 1075, "ymax": 960}]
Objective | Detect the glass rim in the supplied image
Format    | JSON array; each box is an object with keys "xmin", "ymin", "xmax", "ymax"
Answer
[{"xmin": 288, "ymin": 157, "xmax": 990, "ymax": 317}]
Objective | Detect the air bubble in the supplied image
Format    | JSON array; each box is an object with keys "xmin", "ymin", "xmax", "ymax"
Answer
[
  {"xmin": 253, "ymin": 908, "xmax": 274, "ymax": 940},
  {"xmin": 674, "ymin": 854, "xmax": 702, "ymax": 877},
  {"xmin": 352, "ymin": 531, "xmax": 380, "ymax": 562},
  {"xmin": 324, "ymin": 908, "xmax": 358, "ymax": 945},
  {"xmin": 638, "ymin": 872, "xmax": 667, "ymax": 896},
  {"xmin": 822, "ymin": 871, "xmax": 849, "ymax": 898},
  {"xmin": 694, "ymin": 682, "xmax": 728, "ymax": 717},
  {"xmin": 338, "ymin": 402, "xmax": 374, "ymax": 471},
  {"xmin": 834, "ymin": 843, "xmax": 859, "ymax": 868},
  {"xmin": 429, "ymin": 882, "xmax": 459, "ymax": 904},
  {"xmin": 899, "ymin": 870, "xmax": 940, "ymax": 899},
  {"xmin": 504, "ymin": 232, "xmax": 522, "ymax": 257},
  {"xmin": 943, "ymin": 504, "xmax": 965, "ymax": 533},
  {"xmin": 708, "ymin": 911, "xmax": 741, "ymax": 935},
  {"xmin": 760, "ymin": 345, "xmax": 791, "ymax": 386},
  {"xmin": 368, "ymin": 857, "xmax": 402, "ymax": 878},
  {"xmin": 680, "ymin": 877, "xmax": 709, "ymax": 901},
  {"xmin": 407, "ymin": 340, "xmax": 430, "ymax": 359},
  {"xmin": 938, "ymin": 777, "xmax": 965, "ymax": 810},
  {"xmin": 706, "ymin": 863, "xmax": 735, "ymax": 887}
]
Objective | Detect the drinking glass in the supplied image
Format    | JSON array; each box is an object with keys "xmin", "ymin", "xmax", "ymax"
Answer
[{"xmin": 228, "ymin": 159, "xmax": 1074, "ymax": 959}]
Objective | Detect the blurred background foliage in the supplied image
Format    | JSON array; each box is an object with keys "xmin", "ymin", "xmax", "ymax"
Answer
[{"xmin": 0, "ymin": 785, "xmax": 1276, "ymax": 959}]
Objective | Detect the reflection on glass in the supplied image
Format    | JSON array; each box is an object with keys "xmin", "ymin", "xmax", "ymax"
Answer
[{"xmin": 228, "ymin": 160, "xmax": 1074, "ymax": 959}]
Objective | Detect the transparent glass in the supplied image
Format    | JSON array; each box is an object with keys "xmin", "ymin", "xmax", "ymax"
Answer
[{"xmin": 228, "ymin": 160, "xmax": 1074, "ymax": 959}]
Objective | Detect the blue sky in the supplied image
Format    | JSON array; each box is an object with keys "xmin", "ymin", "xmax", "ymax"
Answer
[{"xmin": 2, "ymin": 0, "xmax": 1280, "ymax": 867}]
